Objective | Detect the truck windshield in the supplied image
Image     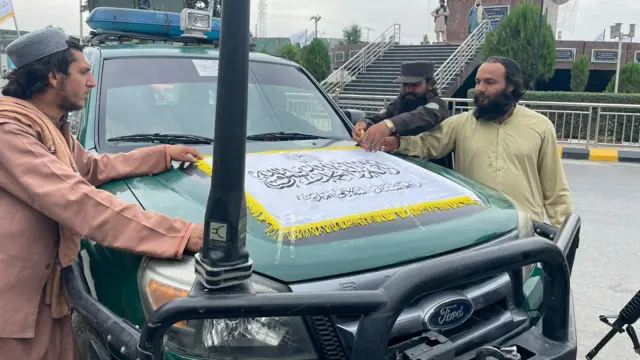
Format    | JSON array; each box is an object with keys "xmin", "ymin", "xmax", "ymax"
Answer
[{"xmin": 97, "ymin": 57, "xmax": 349, "ymax": 145}]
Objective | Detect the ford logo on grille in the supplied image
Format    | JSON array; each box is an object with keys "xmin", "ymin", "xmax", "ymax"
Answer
[{"xmin": 423, "ymin": 296, "xmax": 474, "ymax": 331}]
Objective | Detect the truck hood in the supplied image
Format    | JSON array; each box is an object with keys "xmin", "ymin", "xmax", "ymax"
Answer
[{"xmin": 124, "ymin": 140, "xmax": 518, "ymax": 283}]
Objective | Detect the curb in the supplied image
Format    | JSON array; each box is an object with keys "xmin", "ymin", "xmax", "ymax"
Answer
[{"xmin": 558, "ymin": 146, "xmax": 640, "ymax": 163}]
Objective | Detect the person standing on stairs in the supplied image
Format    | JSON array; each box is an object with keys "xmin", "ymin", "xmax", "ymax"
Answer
[
  {"xmin": 469, "ymin": 0, "xmax": 485, "ymax": 35},
  {"xmin": 432, "ymin": 0, "xmax": 449, "ymax": 44},
  {"xmin": 352, "ymin": 60, "xmax": 449, "ymax": 147}
]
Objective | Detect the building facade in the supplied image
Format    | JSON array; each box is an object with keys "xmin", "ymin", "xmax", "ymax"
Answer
[{"xmin": 443, "ymin": 0, "xmax": 562, "ymax": 43}]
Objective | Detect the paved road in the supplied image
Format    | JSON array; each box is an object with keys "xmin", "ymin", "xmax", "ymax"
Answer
[{"xmin": 565, "ymin": 159, "xmax": 640, "ymax": 359}]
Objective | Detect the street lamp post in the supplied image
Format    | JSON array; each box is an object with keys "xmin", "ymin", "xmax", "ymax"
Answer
[
  {"xmin": 310, "ymin": 15, "xmax": 321, "ymax": 39},
  {"xmin": 363, "ymin": 26, "xmax": 373, "ymax": 42},
  {"xmin": 610, "ymin": 22, "xmax": 636, "ymax": 93}
]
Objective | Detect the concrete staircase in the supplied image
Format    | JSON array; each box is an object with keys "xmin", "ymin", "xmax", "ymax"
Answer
[
  {"xmin": 340, "ymin": 44, "xmax": 460, "ymax": 97},
  {"xmin": 321, "ymin": 20, "xmax": 491, "ymax": 113}
]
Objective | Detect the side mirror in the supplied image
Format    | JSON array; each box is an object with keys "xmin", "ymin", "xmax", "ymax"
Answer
[{"xmin": 343, "ymin": 109, "xmax": 367, "ymax": 125}]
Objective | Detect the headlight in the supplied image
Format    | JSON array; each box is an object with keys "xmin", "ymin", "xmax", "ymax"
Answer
[{"xmin": 138, "ymin": 256, "xmax": 318, "ymax": 359}]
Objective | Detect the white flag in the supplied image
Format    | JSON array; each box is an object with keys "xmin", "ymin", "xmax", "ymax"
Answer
[
  {"xmin": 198, "ymin": 147, "xmax": 481, "ymax": 240},
  {"xmin": 0, "ymin": 0, "xmax": 14, "ymax": 25}
]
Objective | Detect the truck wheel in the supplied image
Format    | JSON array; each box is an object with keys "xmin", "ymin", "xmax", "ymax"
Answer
[{"xmin": 72, "ymin": 311, "xmax": 111, "ymax": 360}]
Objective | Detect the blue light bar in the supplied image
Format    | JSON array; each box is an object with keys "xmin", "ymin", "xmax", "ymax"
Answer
[{"xmin": 86, "ymin": 7, "xmax": 221, "ymax": 41}]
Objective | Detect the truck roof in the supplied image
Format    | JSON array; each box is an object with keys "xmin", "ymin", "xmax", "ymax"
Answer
[{"xmin": 90, "ymin": 42, "xmax": 296, "ymax": 66}]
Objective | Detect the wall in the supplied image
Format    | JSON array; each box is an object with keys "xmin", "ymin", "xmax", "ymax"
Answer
[
  {"xmin": 329, "ymin": 43, "xmax": 369, "ymax": 69},
  {"xmin": 555, "ymin": 40, "xmax": 640, "ymax": 70},
  {"xmin": 444, "ymin": 0, "xmax": 558, "ymax": 43}
]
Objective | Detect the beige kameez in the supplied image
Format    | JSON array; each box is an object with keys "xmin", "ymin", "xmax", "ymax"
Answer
[
  {"xmin": 431, "ymin": 6, "xmax": 448, "ymax": 43},
  {"xmin": 395, "ymin": 105, "xmax": 573, "ymax": 228}
]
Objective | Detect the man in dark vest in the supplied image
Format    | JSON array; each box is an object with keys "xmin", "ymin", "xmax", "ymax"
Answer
[{"xmin": 353, "ymin": 60, "xmax": 449, "ymax": 152}]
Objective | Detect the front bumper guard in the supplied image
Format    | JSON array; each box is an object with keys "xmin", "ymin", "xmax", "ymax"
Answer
[{"xmin": 63, "ymin": 213, "xmax": 582, "ymax": 360}]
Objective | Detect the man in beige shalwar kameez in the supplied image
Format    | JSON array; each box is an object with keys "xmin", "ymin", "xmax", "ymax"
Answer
[
  {"xmin": 371, "ymin": 56, "xmax": 573, "ymax": 228},
  {"xmin": 431, "ymin": 0, "xmax": 449, "ymax": 44},
  {"xmin": 0, "ymin": 28, "xmax": 206, "ymax": 360}
]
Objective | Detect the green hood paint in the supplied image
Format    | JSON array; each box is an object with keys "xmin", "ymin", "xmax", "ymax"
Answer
[{"xmin": 120, "ymin": 140, "xmax": 517, "ymax": 283}]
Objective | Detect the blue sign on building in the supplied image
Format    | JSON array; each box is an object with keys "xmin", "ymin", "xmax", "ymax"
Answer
[{"xmin": 483, "ymin": 5, "xmax": 510, "ymax": 31}]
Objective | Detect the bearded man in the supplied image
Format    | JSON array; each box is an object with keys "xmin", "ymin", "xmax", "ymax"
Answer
[
  {"xmin": 0, "ymin": 28, "xmax": 206, "ymax": 359},
  {"xmin": 377, "ymin": 56, "xmax": 573, "ymax": 228},
  {"xmin": 352, "ymin": 60, "xmax": 449, "ymax": 146}
]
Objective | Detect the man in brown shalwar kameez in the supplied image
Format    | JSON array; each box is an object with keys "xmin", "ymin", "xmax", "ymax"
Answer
[{"xmin": 0, "ymin": 28, "xmax": 207, "ymax": 360}]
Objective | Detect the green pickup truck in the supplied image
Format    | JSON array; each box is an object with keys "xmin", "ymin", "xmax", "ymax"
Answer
[{"xmin": 64, "ymin": 5, "xmax": 581, "ymax": 360}]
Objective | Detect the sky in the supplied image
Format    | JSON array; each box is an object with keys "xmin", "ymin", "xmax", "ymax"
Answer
[{"xmin": 3, "ymin": 0, "xmax": 639, "ymax": 45}]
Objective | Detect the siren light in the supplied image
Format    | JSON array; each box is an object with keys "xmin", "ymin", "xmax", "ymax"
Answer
[{"xmin": 85, "ymin": 7, "xmax": 221, "ymax": 41}]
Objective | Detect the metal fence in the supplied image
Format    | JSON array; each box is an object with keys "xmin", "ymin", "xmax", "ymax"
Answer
[
  {"xmin": 285, "ymin": 93, "xmax": 333, "ymax": 131},
  {"xmin": 70, "ymin": 90, "xmax": 640, "ymax": 148},
  {"xmin": 334, "ymin": 94, "xmax": 640, "ymax": 147}
]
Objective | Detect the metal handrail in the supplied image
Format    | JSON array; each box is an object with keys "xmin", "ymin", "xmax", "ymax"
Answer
[
  {"xmin": 334, "ymin": 94, "xmax": 640, "ymax": 110},
  {"xmin": 333, "ymin": 94, "xmax": 640, "ymax": 147},
  {"xmin": 433, "ymin": 19, "xmax": 490, "ymax": 90},
  {"xmin": 321, "ymin": 23, "xmax": 401, "ymax": 95}
]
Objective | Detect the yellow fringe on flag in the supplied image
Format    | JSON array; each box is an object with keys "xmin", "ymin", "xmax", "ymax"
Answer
[{"xmin": 193, "ymin": 147, "xmax": 480, "ymax": 241}]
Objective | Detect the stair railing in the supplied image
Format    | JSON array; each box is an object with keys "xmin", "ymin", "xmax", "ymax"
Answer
[
  {"xmin": 434, "ymin": 19, "xmax": 490, "ymax": 92},
  {"xmin": 321, "ymin": 23, "xmax": 401, "ymax": 96}
]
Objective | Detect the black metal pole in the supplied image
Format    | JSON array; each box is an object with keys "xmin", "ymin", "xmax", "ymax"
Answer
[
  {"xmin": 531, "ymin": 0, "xmax": 545, "ymax": 90},
  {"xmin": 194, "ymin": 0, "xmax": 253, "ymax": 290}
]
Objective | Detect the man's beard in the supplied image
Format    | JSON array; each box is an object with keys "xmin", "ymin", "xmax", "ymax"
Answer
[
  {"xmin": 400, "ymin": 91, "xmax": 427, "ymax": 112},
  {"xmin": 58, "ymin": 98, "xmax": 83, "ymax": 113},
  {"xmin": 57, "ymin": 79, "xmax": 84, "ymax": 113},
  {"xmin": 473, "ymin": 89, "xmax": 516, "ymax": 121}
]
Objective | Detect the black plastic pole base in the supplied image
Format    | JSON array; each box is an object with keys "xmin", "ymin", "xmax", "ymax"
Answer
[{"xmin": 194, "ymin": 253, "xmax": 253, "ymax": 289}]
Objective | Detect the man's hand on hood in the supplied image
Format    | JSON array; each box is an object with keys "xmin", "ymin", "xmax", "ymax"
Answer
[
  {"xmin": 361, "ymin": 121, "xmax": 392, "ymax": 152},
  {"xmin": 167, "ymin": 145, "xmax": 204, "ymax": 162}
]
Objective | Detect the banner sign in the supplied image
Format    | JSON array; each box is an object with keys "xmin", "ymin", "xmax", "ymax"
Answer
[
  {"xmin": 591, "ymin": 49, "xmax": 618, "ymax": 63},
  {"xmin": 556, "ymin": 48, "xmax": 576, "ymax": 62},
  {"xmin": 196, "ymin": 147, "xmax": 481, "ymax": 241},
  {"xmin": 483, "ymin": 5, "xmax": 510, "ymax": 31}
]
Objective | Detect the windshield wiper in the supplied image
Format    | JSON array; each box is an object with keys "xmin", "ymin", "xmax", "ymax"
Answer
[
  {"xmin": 246, "ymin": 131, "xmax": 346, "ymax": 141},
  {"xmin": 107, "ymin": 133, "xmax": 215, "ymax": 144}
]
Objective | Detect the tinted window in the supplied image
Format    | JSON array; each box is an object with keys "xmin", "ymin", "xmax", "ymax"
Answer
[{"xmin": 98, "ymin": 57, "xmax": 348, "ymax": 144}]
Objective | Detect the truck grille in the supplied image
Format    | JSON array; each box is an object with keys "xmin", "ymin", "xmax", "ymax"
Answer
[
  {"xmin": 305, "ymin": 316, "xmax": 348, "ymax": 360},
  {"xmin": 292, "ymin": 231, "xmax": 524, "ymax": 358}
]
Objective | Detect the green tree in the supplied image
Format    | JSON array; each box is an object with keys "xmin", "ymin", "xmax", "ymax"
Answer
[
  {"xmin": 278, "ymin": 43, "xmax": 301, "ymax": 64},
  {"xmin": 211, "ymin": 0, "xmax": 221, "ymax": 17},
  {"xmin": 302, "ymin": 38, "xmax": 332, "ymax": 83},
  {"xmin": 185, "ymin": 0, "xmax": 208, "ymax": 10},
  {"xmin": 420, "ymin": 34, "xmax": 430, "ymax": 45},
  {"xmin": 605, "ymin": 63, "xmax": 640, "ymax": 93},
  {"xmin": 342, "ymin": 23, "xmax": 363, "ymax": 44},
  {"xmin": 480, "ymin": 2, "xmax": 556, "ymax": 88},
  {"xmin": 569, "ymin": 55, "xmax": 589, "ymax": 92},
  {"xmin": 46, "ymin": 25, "xmax": 65, "ymax": 32}
]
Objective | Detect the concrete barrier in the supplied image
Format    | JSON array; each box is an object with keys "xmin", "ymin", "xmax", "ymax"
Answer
[{"xmin": 558, "ymin": 146, "xmax": 640, "ymax": 163}]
